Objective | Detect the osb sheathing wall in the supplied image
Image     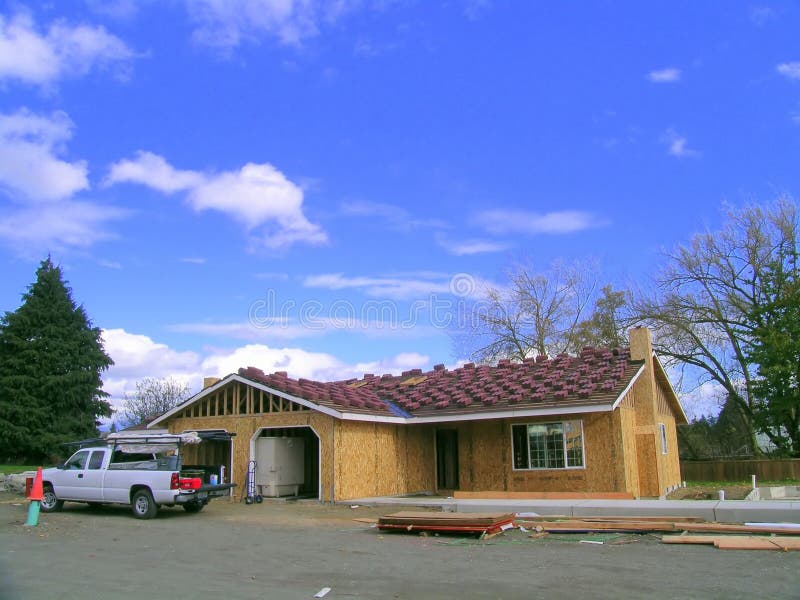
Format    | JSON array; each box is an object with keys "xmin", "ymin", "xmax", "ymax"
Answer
[
  {"xmin": 334, "ymin": 420, "xmax": 435, "ymax": 500},
  {"xmin": 654, "ymin": 380, "xmax": 681, "ymax": 493},
  {"xmin": 449, "ymin": 412, "xmax": 632, "ymax": 494},
  {"xmin": 166, "ymin": 411, "xmax": 336, "ymax": 501}
]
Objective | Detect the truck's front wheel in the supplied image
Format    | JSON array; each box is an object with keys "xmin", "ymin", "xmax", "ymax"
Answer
[
  {"xmin": 131, "ymin": 489, "xmax": 157, "ymax": 519},
  {"xmin": 40, "ymin": 486, "xmax": 64, "ymax": 513}
]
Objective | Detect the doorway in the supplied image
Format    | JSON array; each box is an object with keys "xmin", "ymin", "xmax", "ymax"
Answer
[{"xmin": 436, "ymin": 429, "xmax": 459, "ymax": 491}]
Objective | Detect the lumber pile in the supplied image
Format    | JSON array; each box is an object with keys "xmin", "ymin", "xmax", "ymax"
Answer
[
  {"xmin": 662, "ymin": 535, "xmax": 800, "ymax": 551},
  {"xmin": 516, "ymin": 516, "xmax": 800, "ymax": 535},
  {"xmin": 377, "ymin": 511, "xmax": 515, "ymax": 536},
  {"xmin": 517, "ymin": 516, "xmax": 800, "ymax": 550}
]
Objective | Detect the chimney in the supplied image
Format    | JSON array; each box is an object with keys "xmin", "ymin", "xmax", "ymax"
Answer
[
  {"xmin": 628, "ymin": 326, "xmax": 653, "ymax": 362},
  {"xmin": 203, "ymin": 376, "xmax": 221, "ymax": 389}
]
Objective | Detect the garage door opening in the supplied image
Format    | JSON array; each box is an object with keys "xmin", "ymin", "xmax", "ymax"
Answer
[
  {"xmin": 179, "ymin": 430, "xmax": 234, "ymax": 494},
  {"xmin": 250, "ymin": 426, "xmax": 320, "ymax": 500}
]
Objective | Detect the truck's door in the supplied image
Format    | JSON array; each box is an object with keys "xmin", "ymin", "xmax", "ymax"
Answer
[
  {"xmin": 57, "ymin": 450, "xmax": 91, "ymax": 499},
  {"xmin": 77, "ymin": 449, "xmax": 107, "ymax": 501}
]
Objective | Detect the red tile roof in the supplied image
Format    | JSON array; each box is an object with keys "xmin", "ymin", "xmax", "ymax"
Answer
[{"xmin": 236, "ymin": 346, "xmax": 643, "ymax": 419}]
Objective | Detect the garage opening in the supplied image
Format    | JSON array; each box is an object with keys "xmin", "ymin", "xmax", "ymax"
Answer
[
  {"xmin": 251, "ymin": 426, "xmax": 320, "ymax": 500},
  {"xmin": 179, "ymin": 430, "xmax": 234, "ymax": 492}
]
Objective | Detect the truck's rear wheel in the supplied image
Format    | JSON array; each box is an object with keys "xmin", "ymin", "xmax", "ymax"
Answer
[
  {"xmin": 40, "ymin": 486, "xmax": 63, "ymax": 512},
  {"xmin": 131, "ymin": 489, "xmax": 157, "ymax": 519},
  {"xmin": 182, "ymin": 501, "xmax": 204, "ymax": 513}
]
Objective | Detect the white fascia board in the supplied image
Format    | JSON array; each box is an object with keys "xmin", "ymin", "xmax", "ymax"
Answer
[
  {"xmin": 340, "ymin": 402, "xmax": 616, "ymax": 425},
  {"xmin": 611, "ymin": 364, "xmax": 646, "ymax": 410}
]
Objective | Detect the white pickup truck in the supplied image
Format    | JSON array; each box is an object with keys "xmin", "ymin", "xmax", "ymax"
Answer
[{"xmin": 40, "ymin": 432, "xmax": 234, "ymax": 519}]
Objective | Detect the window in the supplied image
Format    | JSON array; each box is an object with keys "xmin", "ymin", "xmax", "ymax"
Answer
[
  {"xmin": 65, "ymin": 450, "xmax": 90, "ymax": 470},
  {"xmin": 659, "ymin": 423, "xmax": 668, "ymax": 454},
  {"xmin": 512, "ymin": 420, "xmax": 584, "ymax": 470},
  {"xmin": 88, "ymin": 451, "xmax": 105, "ymax": 470}
]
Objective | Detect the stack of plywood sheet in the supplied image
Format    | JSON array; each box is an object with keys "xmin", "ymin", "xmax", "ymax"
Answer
[{"xmin": 377, "ymin": 511, "xmax": 515, "ymax": 536}]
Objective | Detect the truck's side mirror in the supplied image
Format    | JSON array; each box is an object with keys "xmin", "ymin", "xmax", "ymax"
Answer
[{"xmin": 57, "ymin": 463, "xmax": 66, "ymax": 469}]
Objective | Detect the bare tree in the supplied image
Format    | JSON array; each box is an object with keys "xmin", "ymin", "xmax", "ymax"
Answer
[
  {"xmin": 466, "ymin": 259, "xmax": 603, "ymax": 363},
  {"xmin": 121, "ymin": 377, "xmax": 190, "ymax": 426},
  {"xmin": 629, "ymin": 199, "xmax": 798, "ymax": 455}
]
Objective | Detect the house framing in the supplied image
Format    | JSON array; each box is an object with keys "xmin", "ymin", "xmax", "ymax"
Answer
[{"xmin": 149, "ymin": 327, "xmax": 686, "ymax": 501}]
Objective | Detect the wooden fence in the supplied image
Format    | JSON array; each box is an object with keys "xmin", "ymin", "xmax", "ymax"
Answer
[{"xmin": 680, "ymin": 459, "xmax": 800, "ymax": 482}]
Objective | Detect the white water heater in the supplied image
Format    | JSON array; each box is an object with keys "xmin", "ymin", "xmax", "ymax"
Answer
[{"xmin": 254, "ymin": 437, "xmax": 305, "ymax": 497}]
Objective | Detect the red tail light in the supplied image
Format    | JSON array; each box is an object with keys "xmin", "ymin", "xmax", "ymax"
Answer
[
  {"xmin": 171, "ymin": 472, "xmax": 179, "ymax": 490},
  {"xmin": 179, "ymin": 477, "xmax": 202, "ymax": 490}
]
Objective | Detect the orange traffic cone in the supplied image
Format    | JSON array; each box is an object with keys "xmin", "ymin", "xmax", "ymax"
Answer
[
  {"xmin": 25, "ymin": 467, "xmax": 44, "ymax": 526},
  {"xmin": 27, "ymin": 467, "xmax": 43, "ymax": 502}
]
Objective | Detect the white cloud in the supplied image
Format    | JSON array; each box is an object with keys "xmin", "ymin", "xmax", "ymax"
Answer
[
  {"xmin": 180, "ymin": 257, "xmax": 207, "ymax": 264},
  {"xmin": 101, "ymin": 328, "xmax": 203, "ymax": 407},
  {"xmin": 474, "ymin": 209, "xmax": 601, "ymax": 236},
  {"xmin": 750, "ymin": 6, "xmax": 776, "ymax": 26},
  {"xmin": 0, "ymin": 200, "xmax": 127, "ymax": 253},
  {"xmin": 101, "ymin": 327, "xmax": 431, "ymax": 409},
  {"xmin": 777, "ymin": 62, "xmax": 800, "ymax": 81},
  {"xmin": 169, "ymin": 320, "xmax": 323, "ymax": 341},
  {"xmin": 647, "ymin": 67, "xmax": 681, "ymax": 83},
  {"xmin": 0, "ymin": 109, "xmax": 127, "ymax": 253},
  {"xmin": 0, "ymin": 12, "xmax": 135, "ymax": 87},
  {"xmin": 85, "ymin": 0, "xmax": 140, "ymax": 20},
  {"xmin": 340, "ymin": 200, "xmax": 448, "ymax": 231},
  {"xmin": 107, "ymin": 151, "xmax": 327, "ymax": 249},
  {"xmin": 170, "ymin": 318, "xmax": 441, "ymax": 341},
  {"xmin": 0, "ymin": 109, "xmax": 88, "ymax": 202},
  {"xmin": 436, "ymin": 235, "xmax": 509, "ymax": 256},
  {"xmin": 303, "ymin": 272, "xmax": 455, "ymax": 299},
  {"xmin": 97, "ymin": 258, "xmax": 123, "ymax": 269},
  {"xmin": 661, "ymin": 128, "xmax": 699, "ymax": 158},
  {"xmin": 106, "ymin": 151, "xmax": 204, "ymax": 193},
  {"xmin": 184, "ymin": 0, "xmax": 361, "ymax": 49},
  {"xmin": 201, "ymin": 344, "xmax": 429, "ymax": 382},
  {"xmin": 464, "ymin": 0, "xmax": 492, "ymax": 21}
]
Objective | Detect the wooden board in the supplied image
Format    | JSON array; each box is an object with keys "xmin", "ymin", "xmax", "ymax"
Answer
[
  {"xmin": 535, "ymin": 520, "xmax": 678, "ymax": 533},
  {"xmin": 681, "ymin": 522, "xmax": 800, "ymax": 535},
  {"xmin": 662, "ymin": 535, "xmax": 800, "ymax": 551},
  {"xmin": 519, "ymin": 516, "xmax": 705, "ymax": 523}
]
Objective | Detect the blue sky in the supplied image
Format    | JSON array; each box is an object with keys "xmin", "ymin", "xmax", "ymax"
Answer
[{"xmin": 0, "ymin": 1, "xmax": 798, "ymax": 420}]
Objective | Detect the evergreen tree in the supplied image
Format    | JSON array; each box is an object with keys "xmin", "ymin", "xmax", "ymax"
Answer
[
  {"xmin": 747, "ymin": 248, "xmax": 800, "ymax": 456},
  {"xmin": 0, "ymin": 258, "xmax": 113, "ymax": 462}
]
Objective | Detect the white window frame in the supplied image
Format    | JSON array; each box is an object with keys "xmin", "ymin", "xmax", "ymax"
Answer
[
  {"xmin": 511, "ymin": 420, "xmax": 586, "ymax": 471},
  {"xmin": 659, "ymin": 423, "xmax": 668, "ymax": 454}
]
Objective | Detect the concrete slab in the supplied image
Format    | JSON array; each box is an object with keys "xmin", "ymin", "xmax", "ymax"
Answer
[
  {"xmin": 714, "ymin": 500, "xmax": 800, "ymax": 523},
  {"xmin": 344, "ymin": 495, "xmax": 800, "ymax": 524}
]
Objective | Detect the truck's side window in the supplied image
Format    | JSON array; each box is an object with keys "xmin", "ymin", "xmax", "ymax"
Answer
[
  {"xmin": 65, "ymin": 450, "xmax": 90, "ymax": 470},
  {"xmin": 88, "ymin": 451, "xmax": 105, "ymax": 470}
]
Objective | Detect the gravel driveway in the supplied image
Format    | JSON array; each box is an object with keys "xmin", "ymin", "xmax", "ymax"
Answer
[{"xmin": 1, "ymin": 492, "xmax": 798, "ymax": 600}]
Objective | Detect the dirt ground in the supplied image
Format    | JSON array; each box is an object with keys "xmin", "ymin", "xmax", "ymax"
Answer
[
  {"xmin": 667, "ymin": 484, "xmax": 753, "ymax": 500},
  {"xmin": 1, "ymin": 491, "xmax": 798, "ymax": 600}
]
